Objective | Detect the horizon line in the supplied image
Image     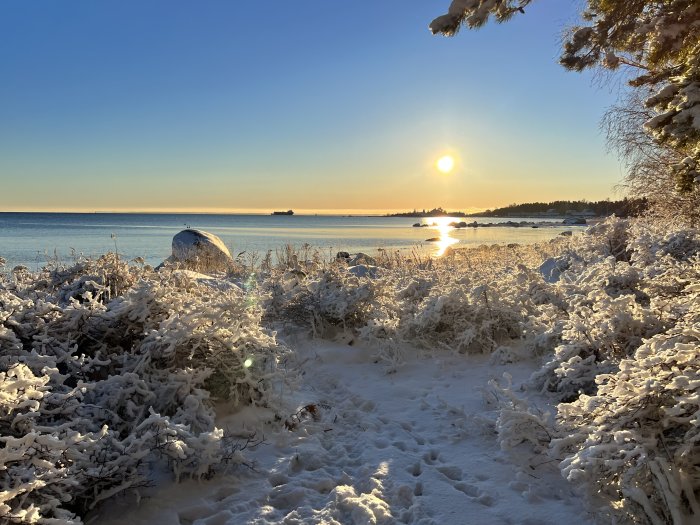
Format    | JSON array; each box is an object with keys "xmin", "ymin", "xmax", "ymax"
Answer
[{"xmin": 0, "ymin": 207, "xmax": 489, "ymax": 216}]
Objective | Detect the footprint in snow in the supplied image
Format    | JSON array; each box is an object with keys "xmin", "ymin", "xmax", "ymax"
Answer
[
  {"xmin": 408, "ymin": 462, "xmax": 422, "ymax": 477},
  {"xmin": 413, "ymin": 481, "xmax": 423, "ymax": 496},
  {"xmin": 393, "ymin": 440, "xmax": 408, "ymax": 452},
  {"xmin": 374, "ymin": 437, "xmax": 390, "ymax": 449},
  {"xmin": 453, "ymin": 482, "xmax": 494, "ymax": 507},
  {"xmin": 395, "ymin": 484, "xmax": 414, "ymax": 508},
  {"xmin": 422, "ymin": 450, "xmax": 441, "ymax": 465},
  {"xmin": 436, "ymin": 465, "xmax": 462, "ymax": 481}
]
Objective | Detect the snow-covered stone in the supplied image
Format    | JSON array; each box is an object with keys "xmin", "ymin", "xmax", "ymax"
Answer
[
  {"xmin": 347, "ymin": 264, "xmax": 378, "ymax": 278},
  {"xmin": 539, "ymin": 256, "xmax": 570, "ymax": 283},
  {"xmin": 163, "ymin": 229, "xmax": 233, "ymax": 272}
]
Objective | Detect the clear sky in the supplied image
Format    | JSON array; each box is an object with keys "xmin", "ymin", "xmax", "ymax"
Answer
[{"xmin": 0, "ymin": 1, "xmax": 625, "ymax": 214}]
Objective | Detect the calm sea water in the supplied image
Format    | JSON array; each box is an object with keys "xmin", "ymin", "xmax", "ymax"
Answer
[{"xmin": 0, "ymin": 213, "xmax": 576, "ymax": 270}]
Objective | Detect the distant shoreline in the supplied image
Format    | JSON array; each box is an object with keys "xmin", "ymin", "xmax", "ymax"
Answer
[{"xmin": 385, "ymin": 199, "xmax": 646, "ymax": 219}]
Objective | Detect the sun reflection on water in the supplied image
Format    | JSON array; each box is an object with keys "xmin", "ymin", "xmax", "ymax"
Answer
[{"xmin": 425, "ymin": 217, "xmax": 459, "ymax": 256}]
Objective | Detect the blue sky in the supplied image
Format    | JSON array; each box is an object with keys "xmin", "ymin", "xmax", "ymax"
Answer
[{"xmin": 0, "ymin": 1, "xmax": 624, "ymax": 213}]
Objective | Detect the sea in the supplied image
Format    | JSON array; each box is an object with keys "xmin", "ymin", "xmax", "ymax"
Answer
[{"xmin": 0, "ymin": 213, "xmax": 577, "ymax": 270}]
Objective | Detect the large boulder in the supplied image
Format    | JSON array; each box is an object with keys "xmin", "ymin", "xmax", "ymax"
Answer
[{"xmin": 162, "ymin": 229, "xmax": 233, "ymax": 272}]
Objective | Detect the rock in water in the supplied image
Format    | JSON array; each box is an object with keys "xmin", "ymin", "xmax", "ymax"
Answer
[
  {"xmin": 563, "ymin": 217, "xmax": 587, "ymax": 225},
  {"xmin": 168, "ymin": 229, "xmax": 233, "ymax": 272}
]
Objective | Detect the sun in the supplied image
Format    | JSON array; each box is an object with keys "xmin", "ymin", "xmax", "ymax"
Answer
[{"xmin": 436, "ymin": 155, "xmax": 455, "ymax": 174}]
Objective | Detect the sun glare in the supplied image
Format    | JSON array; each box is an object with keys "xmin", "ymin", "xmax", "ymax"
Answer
[
  {"xmin": 432, "ymin": 216, "xmax": 459, "ymax": 256},
  {"xmin": 436, "ymin": 155, "xmax": 455, "ymax": 174}
]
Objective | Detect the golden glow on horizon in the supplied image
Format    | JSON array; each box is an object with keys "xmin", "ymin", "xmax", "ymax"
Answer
[
  {"xmin": 0, "ymin": 205, "xmax": 489, "ymax": 215},
  {"xmin": 436, "ymin": 155, "xmax": 455, "ymax": 174}
]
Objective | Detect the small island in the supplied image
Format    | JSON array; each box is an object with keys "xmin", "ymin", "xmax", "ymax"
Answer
[{"xmin": 386, "ymin": 207, "xmax": 469, "ymax": 218}]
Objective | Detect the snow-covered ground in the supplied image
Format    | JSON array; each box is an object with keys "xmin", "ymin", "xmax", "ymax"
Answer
[
  {"xmin": 94, "ymin": 339, "xmax": 592, "ymax": 525},
  {"xmin": 3, "ymin": 217, "xmax": 700, "ymax": 525}
]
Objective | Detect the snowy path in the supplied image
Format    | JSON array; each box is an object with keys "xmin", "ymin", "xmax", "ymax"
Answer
[{"xmin": 94, "ymin": 341, "xmax": 594, "ymax": 525}]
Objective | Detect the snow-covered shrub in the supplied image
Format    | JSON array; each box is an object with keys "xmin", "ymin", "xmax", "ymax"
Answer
[
  {"xmin": 554, "ymin": 315, "xmax": 700, "ymax": 524},
  {"xmin": 306, "ymin": 266, "xmax": 377, "ymax": 332},
  {"xmin": 529, "ymin": 219, "xmax": 698, "ymax": 400},
  {"xmin": 532, "ymin": 286, "xmax": 666, "ymax": 400},
  {"xmin": 44, "ymin": 252, "xmax": 142, "ymax": 305},
  {"xmin": 484, "ymin": 373, "xmax": 552, "ymax": 453},
  {"xmin": 261, "ymin": 240, "xmax": 566, "ymax": 363},
  {"xmin": 0, "ymin": 258, "xmax": 287, "ymax": 523},
  {"xmin": 263, "ymin": 259, "xmax": 391, "ymax": 340},
  {"xmin": 582, "ymin": 216, "xmax": 632, "ymax": 262},
  {"xmin": 400, "ymin": 282, "xmax": 524, "ymax": 353}
]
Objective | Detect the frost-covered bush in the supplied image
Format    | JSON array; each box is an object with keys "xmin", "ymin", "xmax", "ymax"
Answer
[
  {"xmin": 399, "ymin": 282, "xmax": 524, "ymax": 353},
  {"xmin": 392, "ymin": 254, "xmax": 569, "ymax": 356},
  {"xmin": 531, "ymin": 218, "xmax": 699, "ymax": 401},
  {"xmin": 554, "ymin": 316, "xmax": 700, "ymax": 524},
  {"xmin": 483, "ymin": 373, "xmax": 552, "ymax": 453},
  {"xmin": 305, "ymin": 266, "xmax": 378, "ymax": 333},
  {"xmin": 264, "ymin": 264, "xmax": 377, "ymax": 332},
  {"xmin": 260, "ymin": 243, "xmax": 563, "ymax": 362},
  {"xmin": 582, "ymin": 216, "xmax": 633, "ymax": 262},
  {"xmin": 0, "ymin": 365, "xmax": 226, "ymax": 523},
  {"xmin": 44, "ymin": 252, "xmax": 142, "ymax": 305},
  {"xmin": 0, "ymin": 258, "xmax": 287, "ymax": 523},
  {"xmin": 532, "ymin": 281, "xmax": 666, "ymax": 400}
]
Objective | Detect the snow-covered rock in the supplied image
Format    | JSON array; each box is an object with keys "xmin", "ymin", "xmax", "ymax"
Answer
[
  {"xmin": 539, "ymin": 256, "xmax": 570, "ymax": 283},
  {"xmin": 162, "ymin": 229, "xmax": 233, "ymax": 272},
  {"xmin": 347, "ymin": 264, "xmax": 378, "ymax": 278}
]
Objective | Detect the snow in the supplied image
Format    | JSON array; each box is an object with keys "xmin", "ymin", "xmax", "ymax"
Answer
[
  {"xmin": 347, "ymin": 264, "xmax": 379, "ymax": 278},
  {"xmin": 3, "ymin": 217, "xmax": 700, "ymax": 524},
  {"xmin": 538, "ymin": 256, "xmax": 569, "ymax": 283},
  {"xmin": 93, "ymin": 340, "xmax": 593, "ymax": 525}
]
